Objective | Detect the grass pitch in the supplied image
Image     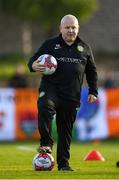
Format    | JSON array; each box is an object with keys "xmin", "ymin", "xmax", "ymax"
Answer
[{"xmin": 0, "ymin": 140, "xmax": 119, "ymax": 179}]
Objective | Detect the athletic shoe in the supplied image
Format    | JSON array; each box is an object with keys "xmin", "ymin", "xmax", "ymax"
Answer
[
  {"xmin": 37, "ymin": 146, "xmax": 52, "ymax": 153},
  {"xmin": 58, "ymin": 166, "xmax": 74, "ymax": 171}
]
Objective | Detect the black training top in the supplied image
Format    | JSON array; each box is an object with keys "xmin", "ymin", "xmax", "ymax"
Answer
[{"xmin": 28, "ymin": 34, "xmax": 98, "ymax": 105}]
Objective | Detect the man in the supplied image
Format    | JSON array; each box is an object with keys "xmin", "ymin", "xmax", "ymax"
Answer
[
  {"xmin": 8, "ymin": 64, "xmax": 28, "ymax": 88},
  {"xmin": 28, "ymin": 14, "xmax": 98, "ymax": 171}
]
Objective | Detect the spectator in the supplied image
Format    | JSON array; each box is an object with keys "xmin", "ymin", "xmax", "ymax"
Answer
[
  {"xmin": 103, "ymin": 71, "xmax": 116, "ymax": 88},
  {"xmin": 8, "ymin": 64, "xmax": 28, "ymax": 88}
]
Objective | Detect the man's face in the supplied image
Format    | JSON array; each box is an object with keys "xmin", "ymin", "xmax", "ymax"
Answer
[{"xmin": 60, "ymin": 18, "xmax": 79, "ymax": 44}]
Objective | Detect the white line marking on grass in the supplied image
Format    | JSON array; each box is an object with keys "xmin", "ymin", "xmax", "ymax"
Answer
[{"xmin": 16, "ymin": 146, "xmax": 35, "ymax": 151}]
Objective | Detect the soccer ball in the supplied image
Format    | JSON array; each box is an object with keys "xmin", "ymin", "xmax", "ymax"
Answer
[
  {"xmin": 32, "ymin": 153, "xmax": 55, "ymax": 171},
  {"xmin": 38, "ymin": 54, "xmax": 57, "ymax": 75}
]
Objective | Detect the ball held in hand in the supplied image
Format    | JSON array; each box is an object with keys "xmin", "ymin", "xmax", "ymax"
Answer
[{"xmin": 38, "ymin": 54, "xmax": 57, "ymax": 75}]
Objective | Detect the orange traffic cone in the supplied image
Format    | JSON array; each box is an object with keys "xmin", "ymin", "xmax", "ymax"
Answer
[{"xmin": 84, "ymin": 149, "xmax": 105, "ymax": 161}]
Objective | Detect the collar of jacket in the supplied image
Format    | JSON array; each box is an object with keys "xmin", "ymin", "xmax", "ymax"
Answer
[{"xmin": 58, "ymin": 34, "xmax": 81, "ymax": 48}]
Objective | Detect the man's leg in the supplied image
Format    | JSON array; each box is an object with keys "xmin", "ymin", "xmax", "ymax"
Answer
[
  {"xmin": 37, "ymin": 94, "xmax": 56, "ymax": 150},
  {"xmin": 56, "ymin": 100, "xmax": 77, "ymax": 170}
]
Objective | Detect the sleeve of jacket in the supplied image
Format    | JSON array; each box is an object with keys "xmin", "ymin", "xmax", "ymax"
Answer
[
  {"xmin": 85, "ymin": 45, "xmax": 98, "ymax": 97},
  {"xmin": 27, "ymin": 40, "xmax": 49, "ymax": 72}
]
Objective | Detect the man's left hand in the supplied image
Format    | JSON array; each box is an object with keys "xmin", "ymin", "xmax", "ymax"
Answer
[{"xmin": 87, "ymin": 94, "xmax": 97, "ymax": 103}]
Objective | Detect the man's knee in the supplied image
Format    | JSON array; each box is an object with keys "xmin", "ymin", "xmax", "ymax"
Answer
[{"xmin": 38, "ymin": 98, "xmax": 55, "ymax": 110}]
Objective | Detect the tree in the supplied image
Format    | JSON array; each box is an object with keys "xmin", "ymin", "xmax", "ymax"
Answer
[
  {"xmin": 0, "ymin": 0, "xmax": 99, "ymax": 55},
  {"xmin": 0, "ymin": 0, "xmax": 99, "ymax": 32}
]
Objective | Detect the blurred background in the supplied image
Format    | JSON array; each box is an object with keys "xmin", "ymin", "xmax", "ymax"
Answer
[{"xmin": 0, "ymin": 0, "xmax": 119, "ymax": 142}]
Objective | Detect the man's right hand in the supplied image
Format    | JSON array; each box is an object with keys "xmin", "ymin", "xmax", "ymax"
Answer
[{"xmin": 32, "ymin": 59, "xmax": 46, "ymax": 75}]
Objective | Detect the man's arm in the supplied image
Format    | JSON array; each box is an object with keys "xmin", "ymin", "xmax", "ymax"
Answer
[
  {"xmin": 85, "ymin": 45, "xmax": 98, "ymax": 102},
  {"xmin": 27, "ymin": 40, "xmax": 48, "ymax": 72}
]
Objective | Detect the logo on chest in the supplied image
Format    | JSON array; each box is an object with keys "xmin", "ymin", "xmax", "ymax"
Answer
[
  {"xmin": 77, "ymin": 45, "xmax": 84, "ymax": 52},
  {"xmin": 54, "ymin": 44, "xmax": 61, "ymax": 50},
  {"xmin": 57, "ymin": 57, "xmax": 85, "ymax": 63}
]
